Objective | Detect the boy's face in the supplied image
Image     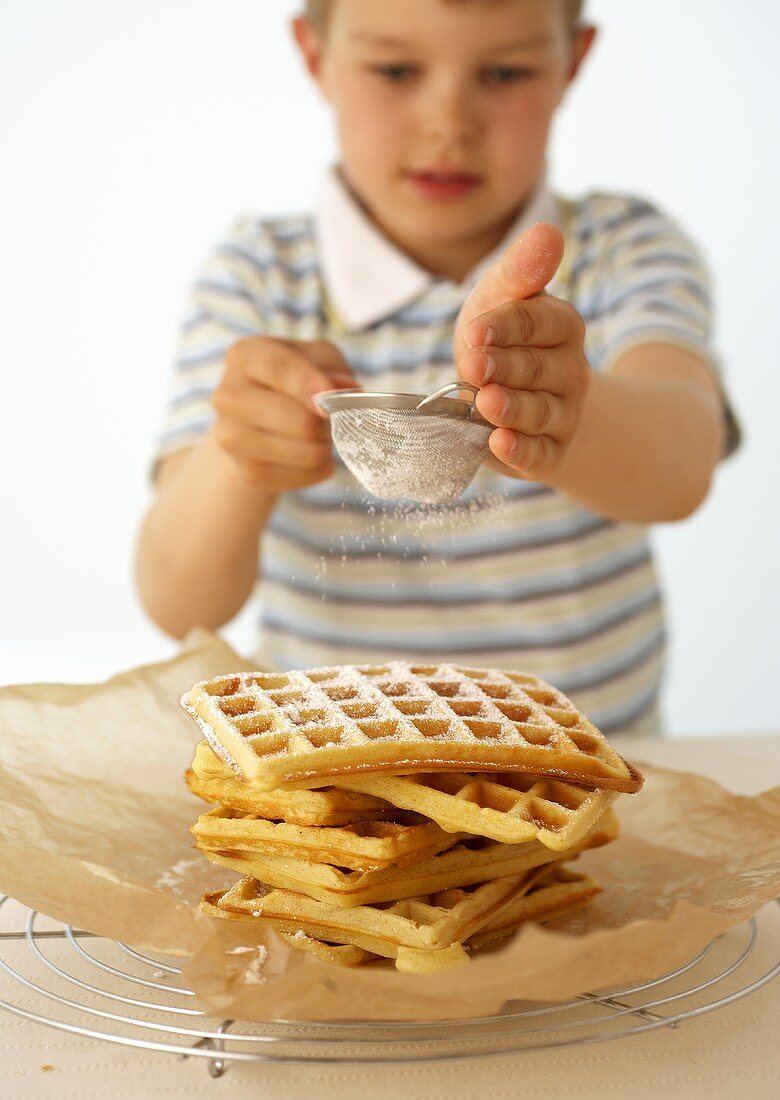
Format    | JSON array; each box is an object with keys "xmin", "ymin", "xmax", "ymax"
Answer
[{"xmin": 295, "ymin": 0, "xmax": 594, "ymax": 275}]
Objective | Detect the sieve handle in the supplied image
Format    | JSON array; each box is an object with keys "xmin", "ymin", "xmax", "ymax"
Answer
[{"xmin": 416, "ymin": 381, "xmax": 481, "ymax": 418}]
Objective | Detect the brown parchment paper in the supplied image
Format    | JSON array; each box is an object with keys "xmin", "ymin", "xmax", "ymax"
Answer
[{"xmin": 1, "ymin": 630, "xmax": 778, "ymax": 1021}]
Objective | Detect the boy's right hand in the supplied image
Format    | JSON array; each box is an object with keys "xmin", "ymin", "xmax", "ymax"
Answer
[{"xmin": 209, "ymin": 335, "xmax": 358, "ymax": 492}]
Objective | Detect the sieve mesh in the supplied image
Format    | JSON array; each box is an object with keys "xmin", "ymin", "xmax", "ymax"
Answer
[{"xmin": 318, "ymin": 383, "xmax": 493, "ymax": 504}]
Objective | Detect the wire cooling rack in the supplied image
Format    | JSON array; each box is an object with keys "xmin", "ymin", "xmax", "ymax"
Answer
[{"xmin": 1, "ymin": 895, "xmax": 778, "ymax": 1076}]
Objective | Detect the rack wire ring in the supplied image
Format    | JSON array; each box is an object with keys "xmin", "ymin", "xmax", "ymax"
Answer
[{"xmin": 0, "ymin": 895, "xmax": 778, "ymax": 1074}]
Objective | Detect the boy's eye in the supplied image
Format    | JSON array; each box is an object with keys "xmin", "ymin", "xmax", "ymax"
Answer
[
  {"xmin": 371, "ymin": 64, "xmax": 418, "ymax": 83},
  {"xmin": 482, "ymin": 65, "xmax": 536, "ymax": 85}
]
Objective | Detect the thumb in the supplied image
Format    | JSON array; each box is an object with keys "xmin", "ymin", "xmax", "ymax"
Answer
[
  {"xmin": 295, "ymin": 338, "xmax": 361, "ymax": 419},
  {"xmin": 497, "ymin": 222, "xmax": 564, "ymax": 301},
  {"xmin": 299, "ymin": 338, "xmax": 360, "ymax": 388},
  {"xmin": 456, "ymin": 224, "xmax": 564, "ymax": 349}
]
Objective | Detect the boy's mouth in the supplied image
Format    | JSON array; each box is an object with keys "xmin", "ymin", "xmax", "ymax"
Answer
[{"xmin": 405, "ymin": 168, "xmax": 483, "ymax": 200}]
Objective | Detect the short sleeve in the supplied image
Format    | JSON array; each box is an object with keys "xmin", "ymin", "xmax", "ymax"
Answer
[
  {"xmin": 586, "ymin": 197, "xmax": 740, "ymax": 457},
  {"xmin": 151, "ymin": 218, "xmax": 268, "ymax": 475}
]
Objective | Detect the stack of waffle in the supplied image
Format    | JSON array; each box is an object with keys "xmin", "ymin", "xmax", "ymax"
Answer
[{"xmin": 182, "ymin": 663, "xmax": 643, "ymax": 973}]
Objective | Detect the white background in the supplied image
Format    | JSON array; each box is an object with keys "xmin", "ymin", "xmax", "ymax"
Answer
[{"xmin": 1, "ymin": 0, "xmax": 778, "ymax": 736}]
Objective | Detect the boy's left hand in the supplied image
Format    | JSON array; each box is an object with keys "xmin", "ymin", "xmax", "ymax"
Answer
[{"xmin": 455, "ymin": 223, "xmax": 590, "ymax": 482}]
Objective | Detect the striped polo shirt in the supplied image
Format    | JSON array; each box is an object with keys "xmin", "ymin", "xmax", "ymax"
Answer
[{"xmin": 155, "ymin": 168, "xmax": 736, "ymax": 735}]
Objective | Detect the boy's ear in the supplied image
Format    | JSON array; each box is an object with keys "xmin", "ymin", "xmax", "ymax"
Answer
[
  {"xmin": 291, "ymin": 16, "xmax": 328, "ymax": 90},
  {"xmin": 566, "ymin": 24, "xmax": 598, "ymax": 85}
]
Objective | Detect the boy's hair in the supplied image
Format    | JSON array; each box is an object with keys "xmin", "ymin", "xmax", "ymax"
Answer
[{"xmin": 304, "ymin": 0, "xmax": 585, "ymax": 34}]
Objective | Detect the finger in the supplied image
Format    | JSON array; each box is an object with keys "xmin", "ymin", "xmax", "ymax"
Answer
[
  {"xmin": 274, "ymin": 338, "xmax": 361, "ymax": 420},
  {"xmin": 298, "ymin": 338, "xmax": 358, "ymax": 384},
  {"xmin": 457, "ymin": 223, "xmax": 564, "ymax": 336},
  {"xmin": 226, "ymin": 336, "xmax": 357, "ymax": 409},
  {"xmin": 488, "ymin": 427, "xmax": 559, "ymax": 478},
  {"xmin": 497, "ymin": 223, "xmax": 564, "ymax": 299},
  {"xmin": 217, "ymin": 423, "xmax": 335, "ymax": 472},
  {"xmin": 459, "ymin": 345, "xmax": 566, "ymax": 395},
  {"xmin": 463, "ymin": 294, "xmax": 584, "ymax": 352},
  {"xmin": 298, "ymin": 339, "xmax": 362, "ymax": 419},
  {"xmin": 476, "ymin": 384, "xmax": 573, "ymax": 441},
  {"xmin": 214, "ymin": 382, "xmax": 331, "ymax": 442}
]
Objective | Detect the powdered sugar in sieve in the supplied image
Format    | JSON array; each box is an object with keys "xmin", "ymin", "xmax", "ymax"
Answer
[{"xmin": 316, "ymin": 381, "xmax": 493, "ymax": 504}]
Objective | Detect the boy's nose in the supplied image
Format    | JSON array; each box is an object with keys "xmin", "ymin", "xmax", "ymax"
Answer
[{"xmin": 418, "ymin": 81, "xmax": 479, "ymax": 146}]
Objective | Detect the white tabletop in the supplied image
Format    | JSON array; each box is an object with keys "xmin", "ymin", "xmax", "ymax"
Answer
[{"xmin": 2, "ymin": 733, "xmax": 779, "ymax": 1100}]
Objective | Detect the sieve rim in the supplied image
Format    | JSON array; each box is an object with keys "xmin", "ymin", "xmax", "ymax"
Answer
[{"xmin": 315, "ymin": 389, "xmax": 491, "ymax": 425}]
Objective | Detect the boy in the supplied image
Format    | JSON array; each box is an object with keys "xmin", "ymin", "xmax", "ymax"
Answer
[{"xmin": 136, "ymin": 0, "xmax": 737, "ymax": 735}]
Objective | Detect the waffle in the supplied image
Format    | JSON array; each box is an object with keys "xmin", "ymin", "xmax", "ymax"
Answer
[
  {"xmin": 186, "ymin": 742, "xmax": 394, "ymax": 826},
  {"xmin": 468, "ymin": 866, "xmax": 601, "ymax": 948},
  {"xmin": 334, "ymin": 770, "xmax": 618, "ymax": 850},
  {"xmin": 278, "ymin": 931, "xmax": 374, "ymax": 967},
  {"xmin": 202, "ymin": 868, "xmax": 545, "ymax": 972},
  {"xmin": 199, "ymin": 810, "xmax": 618, "ymax": 908},
  {"xmin": 191, "ymin": 805, "xmax": 460, "ymax": 872},
  {"xmin": 271, "ymin": 868, "xmax": 600, "ymax": 967},
  {"xmin": 181, "ymin": 663, "xmax": 644, "ymax": 793}
]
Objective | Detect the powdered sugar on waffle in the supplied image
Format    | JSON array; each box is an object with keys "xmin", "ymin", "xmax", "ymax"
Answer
[
  {"xmin": 181, "ymin": 702, "xmax": 246, "ymax": 774},
  {"xmin": 180, "ymin": 660, "xmax": 644, "ymax": 792},
  {"xmin": 190, "ymin": 663, "xmax": 567, "ymax": 753}
]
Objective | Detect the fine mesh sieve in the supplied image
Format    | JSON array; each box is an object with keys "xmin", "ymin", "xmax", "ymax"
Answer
[{"xmin": 316, "ymin": 381, "xmax": 493, "ymax": 504}]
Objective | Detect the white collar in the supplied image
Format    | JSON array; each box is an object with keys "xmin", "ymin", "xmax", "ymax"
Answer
[{"xmin": 314, "ymin": 165, "xmax": 560, "ymax": 332}]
